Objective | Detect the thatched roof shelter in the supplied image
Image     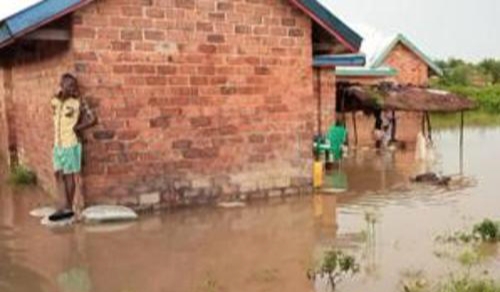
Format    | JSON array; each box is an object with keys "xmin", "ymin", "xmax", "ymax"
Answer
[{"xmin": 338, "ymin": 83, "xmax": 476, "ymax": 113}]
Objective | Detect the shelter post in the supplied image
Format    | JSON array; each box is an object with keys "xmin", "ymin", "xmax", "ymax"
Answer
[
  {"xmin": 460, "ymin": 111, "xmax": 464, "ymax": 174},
  {"xmin": 351, "ymin": 111, "xmax": 358, "ymax": 146},
  {"xmin": 426, "ymin": 112, "xmax": 433, "ymax": 142}
]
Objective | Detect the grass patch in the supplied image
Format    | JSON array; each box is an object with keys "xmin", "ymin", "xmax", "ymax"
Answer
[
  {"xmin": 438, "ymin": 274, "xmax": 500, "ymax": 292},
  {"xmin": 8, "ymin": 165, "xmax": 37, "ymax": 186},
  {"xmin": 431, "ymin": 111, "xmax": 500, "ymax": 129},
  {"xmin": 308, "ymin": 249, "xmax": 359, "ymax": 291},
  {"xmin": 436, "ymin": 219, "xmax": 500, "ymax": 244}
]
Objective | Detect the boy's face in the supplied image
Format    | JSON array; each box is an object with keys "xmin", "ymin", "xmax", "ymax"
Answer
[{"xmin": 60, "ymin": 77, "xmax": 76, "ymax": 98}]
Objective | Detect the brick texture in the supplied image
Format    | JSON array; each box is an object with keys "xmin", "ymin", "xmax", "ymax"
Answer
[
  {"xmin": 0, "ymin": 67, "xmax": 7, "ymax": 162},
  {"xmin": 0, "ymin": 0, "xmax": 344, "ymax": 206},
  {"xmin": 383, "ymin": 43, "xmax": 429, "ymax": 86},
  {"xmin": 69, "ymin": 0, "xmax": 319, "ymax": 205},
  {"xmin": 5, "ymin": 42, "xmax": 74, "ymax": 191}
]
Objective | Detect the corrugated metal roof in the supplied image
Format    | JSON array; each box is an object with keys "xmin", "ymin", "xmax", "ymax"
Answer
[
  {"xmin": 289, "ymin": 0, "xmax": 363, "ymax": 53},
  {"xmin": 0, "ymin": 0, "xmax": 94, "ymax": 49},
  {"xmin": 313, "ymin": 54, "xmax": 366, "ymax": 68},
  {"xmin": 336, "ymin": 66, "xmax": 397, "ymax": 77}
]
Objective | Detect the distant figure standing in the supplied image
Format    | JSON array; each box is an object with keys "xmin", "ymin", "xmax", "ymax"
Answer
[
  {"xmin": 49, "ymin": 74, "xmax": 96, "ymax": 221},
  {"xmin": 373, "ymin": 110, "xmax": 384, "ymax": 149}
]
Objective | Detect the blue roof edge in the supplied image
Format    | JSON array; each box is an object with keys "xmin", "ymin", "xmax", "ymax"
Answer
[
  {"xmin": 313, "ymin": 54, "xmax": 366, "ymax": 68},
  {"xmin": 290, "ymin": 0, "xmax": 363, "ymax": 52},
  {"xmin": 0, "ymin": 0, "xmax": 94, "ymax": 50},
  {"xmin": 336, "ymin": 66, "xmax": 398, "ymax": 77}
]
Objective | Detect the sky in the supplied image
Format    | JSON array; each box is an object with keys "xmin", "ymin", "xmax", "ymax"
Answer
[
  {"xmin": 319, "ymin": 0, "xmax": 500, "ymax": 62},
  {"xmin": 1, "ymin": 0, "xmax": 499, "ymax": 62},
  {"xmin": 0, "ymin": 0, "xmax": 41, "ymax": 20}
]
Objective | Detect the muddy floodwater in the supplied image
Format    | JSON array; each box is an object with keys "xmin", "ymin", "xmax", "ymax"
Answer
[{"xmin": 2, "ymin": 127, "xmax": 500, "ymax": 292}]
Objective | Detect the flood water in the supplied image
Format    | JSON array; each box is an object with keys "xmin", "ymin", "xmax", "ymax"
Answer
[{"xmin": 1, "ymin": 127, "xmax": 500, "ymax": 292}]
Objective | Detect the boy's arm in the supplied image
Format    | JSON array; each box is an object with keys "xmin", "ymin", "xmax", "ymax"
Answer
[{"xmin": 74, "ymin": 99, "xmax": 97, "ymax": 132}]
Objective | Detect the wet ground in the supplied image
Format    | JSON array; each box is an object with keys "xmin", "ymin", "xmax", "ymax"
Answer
[{"xmin": 1, "ymin": 127, "xmax": 500, "ymax": 292}]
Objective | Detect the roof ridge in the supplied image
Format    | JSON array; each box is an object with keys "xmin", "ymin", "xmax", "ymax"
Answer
[{"xmin": 371, "ymin": 34, "xmax": 443, "ymax": 75}]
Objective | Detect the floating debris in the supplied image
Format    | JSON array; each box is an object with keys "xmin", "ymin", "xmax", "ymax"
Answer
[
  {"xmin": 82, "ymin": 205, "xmax": 138, "ymax": 223},
  {"xmin": 217, "ymin": 201, "xmax": 246, "ymax": 208},
  {"xmin": 29, "ymin": 206, "xmax": 57, "ymax": 218},
  {"xmin": 41, "ymin": 216, "xmax": 74, "ymax": 227}
]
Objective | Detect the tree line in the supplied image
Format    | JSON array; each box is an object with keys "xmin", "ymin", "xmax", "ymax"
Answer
[{"xmin": 433, "ymin": 58, "xmax": 500, "ymax": 114}]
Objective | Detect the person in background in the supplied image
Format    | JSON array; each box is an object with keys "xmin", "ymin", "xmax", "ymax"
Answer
[
  {"xmin": 326, "ymin": 118, "xmax": 348, "ymax": 162},
  {"xmin": 382, "ymin": 111, "xmax": 394, "ymax": 148},
  {"xmin": 49, "ymin": 74, "xmax": 96, "ymax": 222},
  {"xmin": 373, "ymin": 110, "xmax": 384, "ymax": 149}
]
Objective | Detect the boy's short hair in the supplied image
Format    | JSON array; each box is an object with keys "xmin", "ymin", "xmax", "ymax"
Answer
[{"xmin": 60, "ymin": 73, "xmax": 80, "ymax": 98}]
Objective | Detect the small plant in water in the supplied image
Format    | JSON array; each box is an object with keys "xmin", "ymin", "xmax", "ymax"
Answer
[
  {"xmin": 8, "ymin": 165, "xmax": 37, "ymax": 186},
  {"xmin": 308, "ymin": 249, "xmax": 359, "ymax": 291},
  {"xmin": 473, "ymin": 219, "xmax": 499, "ymax": 242},
  {"xmin": 198, "ymin": 274, "xmax": 223, "ymax": 292},
  {"xmin": 438, "ymin": 274, "xmax": 500, "ymax": 292},
  {"xmin": 400, "ymin": 269, "xmax": 428, "ymax": 292}
]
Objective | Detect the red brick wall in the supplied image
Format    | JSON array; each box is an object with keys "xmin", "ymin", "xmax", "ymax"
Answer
[
  {"xmin": 8, "ymin": 42, "xmax": 74, "ymax": 192},
  {"xmin": 72, "ymin": 0, "xmax": 318, "ymax": 205},
  {"xmin": 383, "ymin": 43, "xmax": 429, "ymax": 86},
  {"xmin": 0, "ymin": 67, "xmax": 7, "ymax": 162},
  {"xmin": 314, "ymin": 68, "xmax": 336, "ymax": 134}
]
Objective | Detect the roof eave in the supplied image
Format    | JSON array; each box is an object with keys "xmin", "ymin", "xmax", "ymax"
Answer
[
  {"xmin": 336, "ymin": 68, "xmax": 398, "ymax": 77},
  {"xmin": 313, "ymin": 53, "xmax": 366, "ymax": 68},
  {"xmin": 0, "ymin": 0, "xmax": 94, "ymax": 50},
  {"xmin": 289, "ymin": 0, "xmax": 363, "ymax": 53}
]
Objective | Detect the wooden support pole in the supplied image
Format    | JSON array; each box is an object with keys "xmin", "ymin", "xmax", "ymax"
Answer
[
  {"xmin": 316, "ymin": 69, "xmax": 322, "ymax": 135},
  {"xmin": 460, "ymin": 111, "xmax": 464, "ymax": 174},
  {"xmin": 352, "ymin": 111, "xmax": 358, "ymax": 146},
  {"xmin": 421, "ymin": 112, "xmax": 426, "ymax": 135},
  {"xmin": 426, "ymin": 112, "xmax": 433, "ymax": 142},
  {"xmin": 391, "ymin": 110, "xmax": 397, "ymax": 142}
]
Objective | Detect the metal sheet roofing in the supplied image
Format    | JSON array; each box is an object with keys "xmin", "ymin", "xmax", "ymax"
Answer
[
  {"xmin": 0, "ymin": 0, "xmax": 94, "ymax": 49},
  {"xmin": 313, "ymin": 54, "xmax": 366, "ymax": 68},
  {"xmin": 289, "ymin": 0, "xmax": 363, "ymax": 52},
  {"xmin": 336, "ymin": 66, "xmax": 397, "ymax": 77}
]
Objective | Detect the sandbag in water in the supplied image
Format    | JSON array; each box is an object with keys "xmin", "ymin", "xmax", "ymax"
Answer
[
  {"xmin": 30, "ymin": 206, "xmax": 57, "ymax": 218},
  {"xmin": 82, "ymin": 205, "xmax": 138, "ymax": 223}
]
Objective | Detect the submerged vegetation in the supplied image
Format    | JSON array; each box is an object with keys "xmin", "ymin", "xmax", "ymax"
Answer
[
  {"xmin": 308, "ymin": 249, "xmax": 359, "ymax": 291},
  {"xmin": 437, "ymin": 274, "xmax": 500, "ymax": 292},
  {"xmin": 436, "ymin": 219, "xmax": 500, "ymax": 244},
  {"xmin": 8, "ymin": 165, "xmax": 37, "ymax": 186},
  {"xmin": 410, "ymin": 218, "xmax": 500, "ymax": 292}
]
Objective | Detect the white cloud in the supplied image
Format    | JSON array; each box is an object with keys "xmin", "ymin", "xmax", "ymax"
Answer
[{"xmin": 0, "ymin": 0, "xmax": 43, "ymax": 21}]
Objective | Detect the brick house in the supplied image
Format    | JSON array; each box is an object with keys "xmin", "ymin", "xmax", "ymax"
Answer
[
  {"xmin": 0, "ymin": 0, "xmax": 363, "ymax": 206},
  {"xmin": 336, "ymin": 34, "xmax": 442, "ymax": 146}
]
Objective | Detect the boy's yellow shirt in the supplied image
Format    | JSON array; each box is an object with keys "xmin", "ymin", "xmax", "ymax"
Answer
[{"xmin": 52, "ymin": 97, "xmax": 80, "ymax": 148}]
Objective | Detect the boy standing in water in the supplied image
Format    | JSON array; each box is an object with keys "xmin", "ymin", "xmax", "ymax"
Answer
[{"xmin": 49, "ymin": 74, "xmax": 96, "ymax": 221}]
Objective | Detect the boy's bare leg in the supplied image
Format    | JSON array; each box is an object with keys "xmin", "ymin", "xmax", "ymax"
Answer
[
  {"xmin": 72, "ymin": 173, "xmax": 85, "ymax": 220},
  {"xmin": 63, "ymin": 174, "xmax": 75, "ymax": 210},
  {"xmin": 55, "ymin": 171, "xmax": 68, "ymax": 210}
]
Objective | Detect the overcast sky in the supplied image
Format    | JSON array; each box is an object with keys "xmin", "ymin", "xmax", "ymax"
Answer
[
  {"xmin": 319, "ymin": 0, "xmax": 500, "ymax": 62},
  {"xmin": 0, "ymin": 0, "xmax": 41, "ymax": 20},
  {"xmin": 1, "ymin": 0, "xmax": 499, "ymax": 62}
]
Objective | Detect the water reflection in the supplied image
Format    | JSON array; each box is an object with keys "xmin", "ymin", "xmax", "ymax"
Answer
[{"xmin": 0, "ymin": 127, "xmax": 498, "ymax": 292}]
